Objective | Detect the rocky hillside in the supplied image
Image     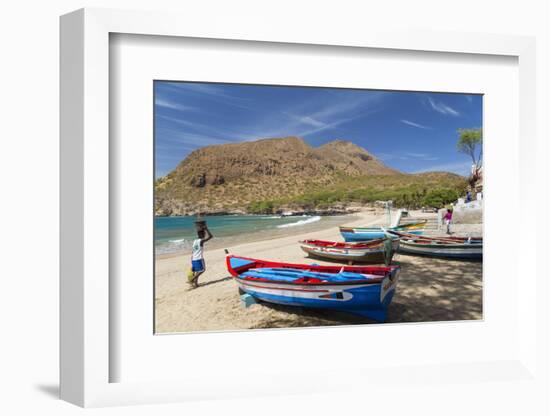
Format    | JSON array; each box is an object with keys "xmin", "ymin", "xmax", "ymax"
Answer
[
  {"xmin": 155, "ymin": 137, "xmax": 397, "ymax": 215},
  {"xmin": 155, "ymin": 136, "xmax": 466, "ymax": 216}
]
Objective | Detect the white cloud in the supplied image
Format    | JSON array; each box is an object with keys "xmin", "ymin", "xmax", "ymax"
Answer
[
  {"xmin": 161, "ymin": 82, "xmax": 256, "ymax": 110},
  {"xmin": 156, "ymin": 125, "xmax": 232, "ymax": 146},
  {"xmin": 403, "ymin": 152, "xmax": 439, "ymax": 161},
  {"xmin": 158, "ymin": 86, "xmax": 384, "ymax": 145},
  {"xmin": 165, "ymin": 82, "xmax": 229, "ymax": 97},
  {"xmin": 286, "ymin": 114, "xmax": 327, "ymax": 128},
  {"xmin": 158, "ymin": 115, "xmax": 258, "ymax": 142},
  {"xmin": 247, "ymin": 92, "xmax": 383, "ymax": 139},
  {"xmin": 400, "ymin": 119, "xmax": 432, "ymax": 129},
  {"xmin": 155, "ymin": 97, "xmax": 194, "ymax": 111},
  {"xmin": 427, "ymin": 97, "xmax": 460, "ymax": 116},
  {"xmin": 412, "ymin": 161, "xmax": 472, "ymax": 175},
  {"xmin": 377, "ymin": 152, "xmax": 438, "ymax": 162}
]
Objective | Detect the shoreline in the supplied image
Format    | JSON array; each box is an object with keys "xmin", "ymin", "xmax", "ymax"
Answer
[
  {"xmin": 155, "ymin": 209, "xmax": 482, "ymax": 333},
  {"xmin": 155, "ymin": 211, "xmax": 362, "ymax": 260}
]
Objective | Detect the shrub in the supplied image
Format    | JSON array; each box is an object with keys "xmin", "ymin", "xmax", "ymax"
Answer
[
  {"xmin": 422, "ymin": 188, "xmax": 459, "ymax": 208},
  {"xmin": 247, "ymin": 200, "xmax": 275, "ymax": 214}
]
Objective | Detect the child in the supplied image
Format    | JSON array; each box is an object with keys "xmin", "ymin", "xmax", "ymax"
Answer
[
  {"xmin": 189, "ymin": 226, "xmax": 213, "ymax": 288},
  {"xmin": 443, "ymin": 208, "xmax": 453, "ymax": 234}
]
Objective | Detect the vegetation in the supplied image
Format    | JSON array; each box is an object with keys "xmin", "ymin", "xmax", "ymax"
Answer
[
  {"xmin": 457, "ymin": 128, "xmax": 483, "ymax": 169},
  {"xmin": 244, "ymin": 174, "xmax": 467, "ymax": 213},
  {"xmin": 421, "ymin": 188, "xmax": 461, "ymax": 209},
  {"xmin": 247, "ymin": 200, "xmax": 276, "ymax": 214},
  {"xmin": 456, "ymin": 127, "xmax": 483, "ymax": 189}
]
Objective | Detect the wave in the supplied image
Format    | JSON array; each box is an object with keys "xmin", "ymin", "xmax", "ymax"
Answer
[
  {"xmin": 169, "ymin": 238, "xmax": 186, "ymax": 244},
  {"xmin": 156, "ymin": 238, "xmax": 190, "ymax": 255},
  {"xmin": 262, "ymin": 215, "xmax": 282, "ymax": 219},
  {"xmin": 276, "ymin": 216, "xmax": 321, "ymax": 228}
]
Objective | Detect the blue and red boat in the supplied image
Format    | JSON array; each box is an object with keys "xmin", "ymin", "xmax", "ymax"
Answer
[
  {"xmin": 226, "ymin": 255, "xmax": 401, "ymax": 322},
  {"xmin": 340, "ymin": 220, "xmax": 427, "ymax": 241}
]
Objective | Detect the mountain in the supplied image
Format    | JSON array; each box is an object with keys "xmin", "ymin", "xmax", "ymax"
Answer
[
  {"xmin": 155, "ymin": 136, "xmax": 465, "ymax": 215},
  {"xmin": 314, "ymin": 140, "xmax": 398, "ymax": 176}
]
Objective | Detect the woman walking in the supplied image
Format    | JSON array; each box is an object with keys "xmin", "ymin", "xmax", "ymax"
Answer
[{"xmin": 443, "ymin": 208, "xmax": 453, "ymax": 235}]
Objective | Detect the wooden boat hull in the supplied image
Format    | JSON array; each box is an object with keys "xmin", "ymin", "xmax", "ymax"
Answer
[
  {"xmin": 226, "ymin": 255, "xmax": 400, "ymax": 322},
  {"xmin": 299, "ymin": 239, "xmax": 400, "ymax": 264},
  {"xmin": 340, "ymin": 220, "xmax": 427, "ymax": 242},
  {"xmin": 385, "ymin": 230, "xmax": 483, "ymax": 260},
  {"xmin": 397, "ymin": 240, "xmax": 482, "ymax": 259}
]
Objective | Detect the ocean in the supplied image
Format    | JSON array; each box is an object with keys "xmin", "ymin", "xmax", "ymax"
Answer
[{"xmin": 155, "ymin": 214, "xmax": 354, "ymax": 256}]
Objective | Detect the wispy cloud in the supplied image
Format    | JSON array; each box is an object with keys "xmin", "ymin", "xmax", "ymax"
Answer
[
  {"xmin": 412, "ymin": 161, "xmax": 472, "ymax": 175},
  {"xmin": 377, "ymin": 151, "xmax": 438, "ymax": 162},
  {"xmin": 264, "ymin": 92, "xmax": 383, "ymax": 138},
  {"xmin": 403, "ymin": 152, "xmax": 439, "ymax": 161},
  {"xmin": 400, "ymin": 119, "xmax": 432, "ymax": 129},
  {"xmin": 158, "ymin": 114, "xmax": 258, "ymax": 143},
  {"xmin": 159, "ymin": 82, "xmax": 256, "ymax": 110},
  {"xmin": 285, "ymin": 113, "xmax": 327, "ymax": 128},
  {"xmin": 427, "ymin": 97, "xmax": 460, "ymax": 116},
  {"xmin": 157, "ymin": 85, "xmax": 384, "ymax": 150},
  {"xmin": 164, "ymin": 82, "xmax": 235, "ymax": 98},
  {"xmin": 155, "ymin": 97, "xmax": 195, "ymax": 111},
  {"xmin": 376, "ymin": 152, "xmax": 408, "ymax": 161}
]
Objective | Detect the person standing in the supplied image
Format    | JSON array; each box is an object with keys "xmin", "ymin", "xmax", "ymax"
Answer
[
  {"xmin": 443, "ymin": 208, "xmax": 453, "ymax": 235},
  {"xmin": 188, "ymin": 225, "xmax": 213, "ymax": 288},
  {"xmin": 466, "ymin": 191, "xmax": 472, "ymax": 203}
]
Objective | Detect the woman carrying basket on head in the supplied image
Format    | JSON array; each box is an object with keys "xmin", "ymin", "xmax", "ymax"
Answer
[{"xmin": 188, "ymin": 221, "xmax": 213, "ymax": 288}]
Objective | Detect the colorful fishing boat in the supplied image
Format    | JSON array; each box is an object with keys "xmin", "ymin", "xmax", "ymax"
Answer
[
  {"xmin": 340, "ymin": 220, "xmax": 427, "ymax": 242},
  {"xmin": 384, "ymin": 229, "xmax": 482, "ymax": 260},
  {"xmin": 299, "ymin": 238, "xmax": 399, "ymax": 265},
  {"xmin": 226, "ymin": 255, "xmax": 400, "ymax": 322}
]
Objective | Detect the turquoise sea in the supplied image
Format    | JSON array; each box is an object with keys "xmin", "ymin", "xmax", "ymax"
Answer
[{"xmin": 155, "ymin": 214, "xmax": 353, "ymax": 255}]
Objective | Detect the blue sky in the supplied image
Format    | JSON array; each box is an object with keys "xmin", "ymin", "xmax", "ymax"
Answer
[{"xmin": 154, "ymin": 81, "xmax": 482, "ymax": 178}]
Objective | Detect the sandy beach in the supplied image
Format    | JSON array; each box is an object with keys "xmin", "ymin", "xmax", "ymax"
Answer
[{"xmin": 155, "ymin": 209, "xmax": 482, "ymax": 333}]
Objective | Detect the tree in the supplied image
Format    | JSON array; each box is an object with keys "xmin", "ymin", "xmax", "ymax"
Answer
[
  {"xmin": 457, "ymin": 128, "xmax": 483, "ymax": 170},
  {"xmin": 422, "ymin": 188, "xmax": 459, "ymax": 209}
]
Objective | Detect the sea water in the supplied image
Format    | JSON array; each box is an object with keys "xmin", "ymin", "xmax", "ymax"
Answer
[{"xmin": 155, "ymin": 214, "xmax": 352, "ymax": 256}]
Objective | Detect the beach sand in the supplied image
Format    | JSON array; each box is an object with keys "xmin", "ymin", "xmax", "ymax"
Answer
[{"xmin": 155, "ymin": 209, "xmax": 482, "ymax": 333}]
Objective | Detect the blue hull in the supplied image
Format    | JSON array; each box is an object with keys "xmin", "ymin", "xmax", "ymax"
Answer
[
  {"xmin": 242, "ymin": 286, "xmax": 396, "ymax": 322},
  {"xmin": 342, "ymin": 229, "xmax": 424, "ymax": 242},
  {"xmin": 397, "ymin": 247, "xmax": 483, "ymax": 260}
]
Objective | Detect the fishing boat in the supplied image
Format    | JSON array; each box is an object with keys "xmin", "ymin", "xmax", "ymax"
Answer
[
  {"xmin": 226, "ymin": 254, "xmax": 400, "ymax": 322},
  {"xmin": 299, "ymin": 238, "xmax": 399, "ymax": 265},
  {"xmin": 340, "ymin": 220, "xmax": 427, "ymax": 242},
  {"xmin": 384, "ymin": 229, "xmax": 482, "ymax": 260}
]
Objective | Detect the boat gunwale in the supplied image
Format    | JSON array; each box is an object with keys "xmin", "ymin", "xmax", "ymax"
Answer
[
  {"xmin": 398, "ymin": 240, "xmax": 483, "ymax": 249},
  {"xmin": 226, "ymin": 254, "xmax": 398, "ymax": 286},
  {"xmin": 386, "ymin": 229, "xmax": 482, "ymax": 247},
  {"xmin": 339, "ymin": 219, "xmax": 428, "ymax": 234},
  {"xmin": 236, "ymin": 274, "xmax": 383, "ymax": 287},
  {"xmin": 298, "ymin": 238, "xmax": 387, "ymax": 250}
]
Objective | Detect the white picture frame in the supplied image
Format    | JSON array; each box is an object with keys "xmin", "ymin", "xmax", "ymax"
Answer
[{"xmin": 60, "ymin": 8, "xmax": 539, "ymax": 408}]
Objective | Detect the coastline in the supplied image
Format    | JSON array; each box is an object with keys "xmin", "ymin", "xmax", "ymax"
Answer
[
  {"xmin": 156, "ymin": 212, "xmax": 360, "ymax": 260},
  {"xmin": 155, "ymin": 208, "xmax": 482, "ymax": 333}
]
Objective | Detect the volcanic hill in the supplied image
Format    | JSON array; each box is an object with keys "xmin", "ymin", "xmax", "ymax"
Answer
[{"xmin": 155, "ymin": 136, "xmax": 465, "ymax": 215}]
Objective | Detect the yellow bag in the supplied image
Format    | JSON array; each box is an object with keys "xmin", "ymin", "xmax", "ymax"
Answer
[{"xmin": 186, "ymin": 268, "xmax": 194, "ymax": 282}]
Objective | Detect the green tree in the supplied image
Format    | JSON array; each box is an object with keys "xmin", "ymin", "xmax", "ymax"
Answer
[
  {"xmin": 457, "ymin": 128, "xmax": 483, "ymax": 170},
  {"xmin": 247, "ymin": 200, "xmax": 275, "ymax": 214},
  {"xmin": 422, "ymin": 188, "xmax": 459, "ymax": 209}
]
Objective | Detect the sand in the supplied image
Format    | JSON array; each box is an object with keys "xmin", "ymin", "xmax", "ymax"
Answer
[{"xmin": 154, "ymin": 209, "xmax": 482, "ymax": 333}]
